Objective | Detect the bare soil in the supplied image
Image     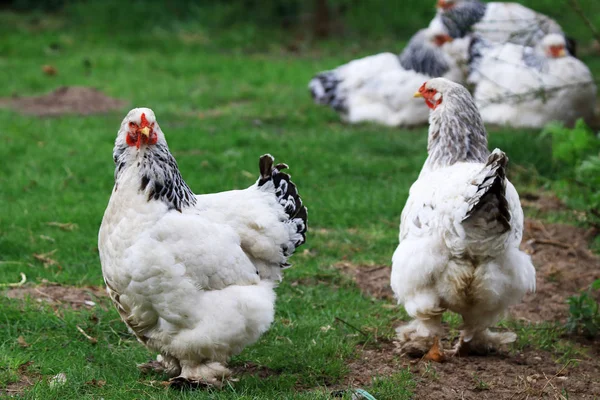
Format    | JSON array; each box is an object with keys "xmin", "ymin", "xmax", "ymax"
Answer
[
  {"xmin": 339, "ymin": 340, "xmax": 600, "ymax": 399},
  {"xmin": 2, "ymin": 361, "xmax": 41, "ymax": 397},
  {"xmin": 408, "ymin": 349, "xmax": 600, "ymax": 399},
  {"xmin": 514, "ymin": 219, "xmax": 600, "ymax": 323},
  {"xmin": 335, "ymin": 263, "xmax": 394, "ymax": 301},
  {"xmin": 0, "ymin": 86, "xmax": 127, "ymax": 116},
  {"xmin": 3, "ymin": 283, "xmax": 107, "ymax": 309}
]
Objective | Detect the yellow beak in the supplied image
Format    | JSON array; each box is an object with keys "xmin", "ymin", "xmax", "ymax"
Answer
[
  {"xmin": 413, "ymin": 92, "xmax": 423, "ymax": 98},
  {"xmin": 558, "ymin": 48, "xmax": 566, "ymax": 57},
  {"xmin": 139, "ymin": 126, "xmax": 150, "ymax": 137}
]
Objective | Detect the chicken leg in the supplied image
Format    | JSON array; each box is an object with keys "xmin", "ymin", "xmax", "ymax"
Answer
[
  {"xmin": 446, "ymin": 331, "xmax": 465, "ymax": 357},
  {"xmin": 396, "ymin": 314, "xmax": 444, "ymax": 358}
]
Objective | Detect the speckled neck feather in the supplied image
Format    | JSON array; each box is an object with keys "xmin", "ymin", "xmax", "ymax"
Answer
[
  {"xmin": 424, "ymin": 86, "xmax": 489, "ymax": 170},
  {"xmin": 399, "ymin": 29, "xmax": 450, "ymax": 77},
  {"xmin": 113, "ymin": 142, "xmax": 197, "ymax": 212},
  {"xmin": 441, "ymin": 0, "xmax": 487, "ymax": 38}
]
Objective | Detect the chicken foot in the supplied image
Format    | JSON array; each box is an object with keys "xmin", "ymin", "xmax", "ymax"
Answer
[{"xmin": 169, "ymin": 361, "xmax": 235, "ymax": 389}]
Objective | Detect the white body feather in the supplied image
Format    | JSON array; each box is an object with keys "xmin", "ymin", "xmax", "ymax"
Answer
[{"xmin": 98, "ymin": 170, "xmax": 289, "ymax": 362}]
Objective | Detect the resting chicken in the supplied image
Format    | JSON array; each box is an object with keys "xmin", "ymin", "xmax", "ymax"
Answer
[
  {"xmin": 471, "ymin": 34, "xmax": 596, "ymax": 128},
  {"xmin": 98, "ymin": 108, "xmax": 307, "ymax": 386},
  {"xmin": 390, "ymin": 78, "xmax": 535, "ymax": 359},
  {"xmin": 309, "ymin": 25, "xmax": 464, "ymax": 127},
  {"xmin": 433, "ymin": 0, "xmax": 574, "ymax": 55}
]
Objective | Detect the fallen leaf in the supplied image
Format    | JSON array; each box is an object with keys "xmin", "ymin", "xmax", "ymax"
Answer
[
  {"xmin": 42, "ymin": 65, "xmax": 57, "ymax": 76},
  {"xmin": 17, "ymin": 336, "xmax": 29, "ymax": 348}
]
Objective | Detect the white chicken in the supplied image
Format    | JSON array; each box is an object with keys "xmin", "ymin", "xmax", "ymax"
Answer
[
  {"xmin": 309, "ymin": 25, "xmax": 463, "ymax": 127},
  {"xmin": 390, "ymin": 78, "xmax": 535, "ymax": 359},
  {"xmin": 98, "ymin": 108, "xmax": 307, "ymax": 386},
  {"xmin": 433, "ymin": 0, "xmax": 574, "ymax": 55},
  {"xmin": 472, "ymin": 34, "xmax": 596, "ymax": 128}
]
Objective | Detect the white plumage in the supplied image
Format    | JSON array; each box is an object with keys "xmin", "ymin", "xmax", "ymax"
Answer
[
  {"xmin": 98, "ymin": 108, "xmax": 307, "ymax": 386},
  {"xmin": 391, "ymin": 78, "xmax": 535, "ymax": 358},
  {"xmin": 472, "ymin": 34, "xmax": 596, "ymax": 128},
  {"xmin": 309, "ymin": 26, "xmax": 464, "ymax": 127}
]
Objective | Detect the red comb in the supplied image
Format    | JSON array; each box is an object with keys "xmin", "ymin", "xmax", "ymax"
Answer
[{"xmin": 140, "ymin": 113, "xmax": 149, "ymax": 127}]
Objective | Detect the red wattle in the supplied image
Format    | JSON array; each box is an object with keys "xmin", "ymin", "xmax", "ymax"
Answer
[{"xmin": 126, "ymin": 133, "xmax": 136, "ymax": 147}]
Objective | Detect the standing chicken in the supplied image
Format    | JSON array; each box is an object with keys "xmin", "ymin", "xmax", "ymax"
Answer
[
  {"xmin": 390, "ymin": 78, "xmax": 535, "ymax": 359},
  {"xmin": 472, "ymin": 34, "xmax": 596, "ymax": 128},
  {"xmin": 98, "ymin": 108, "xmax": 307, "ymax": 386},
  {"xmin": 309, "ymin": 25, "xmax": 463, "ymax": 127},
  {"xmin": 433, "ymin": 0, "xmax": 574, "ymax": 55}
]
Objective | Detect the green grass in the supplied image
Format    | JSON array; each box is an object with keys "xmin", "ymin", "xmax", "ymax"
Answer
[{"xmin": 0, "ymin": 2, "xmax": 598, "ymax": 398}]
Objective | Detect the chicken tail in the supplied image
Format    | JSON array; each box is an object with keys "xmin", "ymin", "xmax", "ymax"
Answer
[
  {"xmin": 462, "ymin": 148, "xmax": 511, "ymax": 233},
  {"xmin": 309, "ymin": 71, "xmax": 346, "ymax": 112},
  {"xmin": 257, "ymin": 154, "xmax": 307, "ymax": 256}
]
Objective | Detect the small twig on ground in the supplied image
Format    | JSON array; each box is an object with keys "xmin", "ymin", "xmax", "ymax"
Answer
[
  {"xmin": 0, "ymin": 272, "xmax": 27, "ymax": 287},
  {"xmin": 530, "ymin": 239, "xmax": 571, "ymax": 249},
  {"xmin": 46, "ymin": 222, "xmax": 78, "ymax": 231},
  {"xmin": 34, "ymin": 288, "xmax": 59, "ymax": 303},
  {"xmin": 32, "ymin": 249, "xmax": 61, "ymax": 269},
  {"xmin": 539, "ymin": 359, "xmax": 579, "ymax": 395},
  {"xmin": 0, "ymin": 261, "xmax": 25, "ymax": 265},
  {"xmin": 566, "ymin": 0, "xmax": 600, "ymax": 46},
  {"xmin": 76, "ymin": 325, "xmax": 98, "ymax": 344},
  {"xmin": 334, "ymin": 317, "xmax": 370, "ymax": 338}
]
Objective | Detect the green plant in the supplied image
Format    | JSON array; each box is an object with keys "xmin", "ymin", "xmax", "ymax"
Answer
[
  {"xmin": 566, "ymin": 279, "xmax": 600, "ymax": 337},
  {"xmin": 541, "ymin": 119, "xmax": 599, "ymax": 167},
  {"xmin": 540, "ymin": 120, "xmax": 600, "ymax": 226}
]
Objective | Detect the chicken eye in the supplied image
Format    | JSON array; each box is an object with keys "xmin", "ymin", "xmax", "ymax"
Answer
[{"xmin": 129, "ymin": 122, "xmax": 136, "ymax": 128}]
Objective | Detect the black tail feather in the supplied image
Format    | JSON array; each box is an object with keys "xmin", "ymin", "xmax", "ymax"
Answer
[
  {"xmin": 258, "ymin": 154, "xmax": 308, "ymax": 249},
  {"xmin": 309, "ymin": 71, "xmax": 346, "ymax": 112},
  {"xmin": 462, "ymin": 149, "xmax": 511, "ymax": 233}
]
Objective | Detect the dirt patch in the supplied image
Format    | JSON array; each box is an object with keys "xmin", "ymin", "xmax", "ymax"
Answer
[
  {"xmin": 3, "ymin": 361, "xmax": 41, "ymax": 396},
  {"xmin": 0, "ymin": 86, "xmax": 127, "ymax": 117},
  {"xmin": 342, "ymin": 341, "xmax": 399, "ymax": 388},
  {"xmin": 3, "ymin": 284, "xmax": 107, "ymax": 309},
  {"xmin": 334, "ymin": 263, "xmax": 394, "ymax": 301},
  {"xmin": 337, "ymin": 341, "xmax": 599, "ymax": 399},
  {"xmin": 409, "ymin": 349, "xmax": 600, "ymax": 399},
  {"xmin": 520, "ymin": 192, "xmax": 566, "ymax": 213},
  {"xmin": 512, "ymin": 219, "xmax": 600, "ymax": 323}
]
